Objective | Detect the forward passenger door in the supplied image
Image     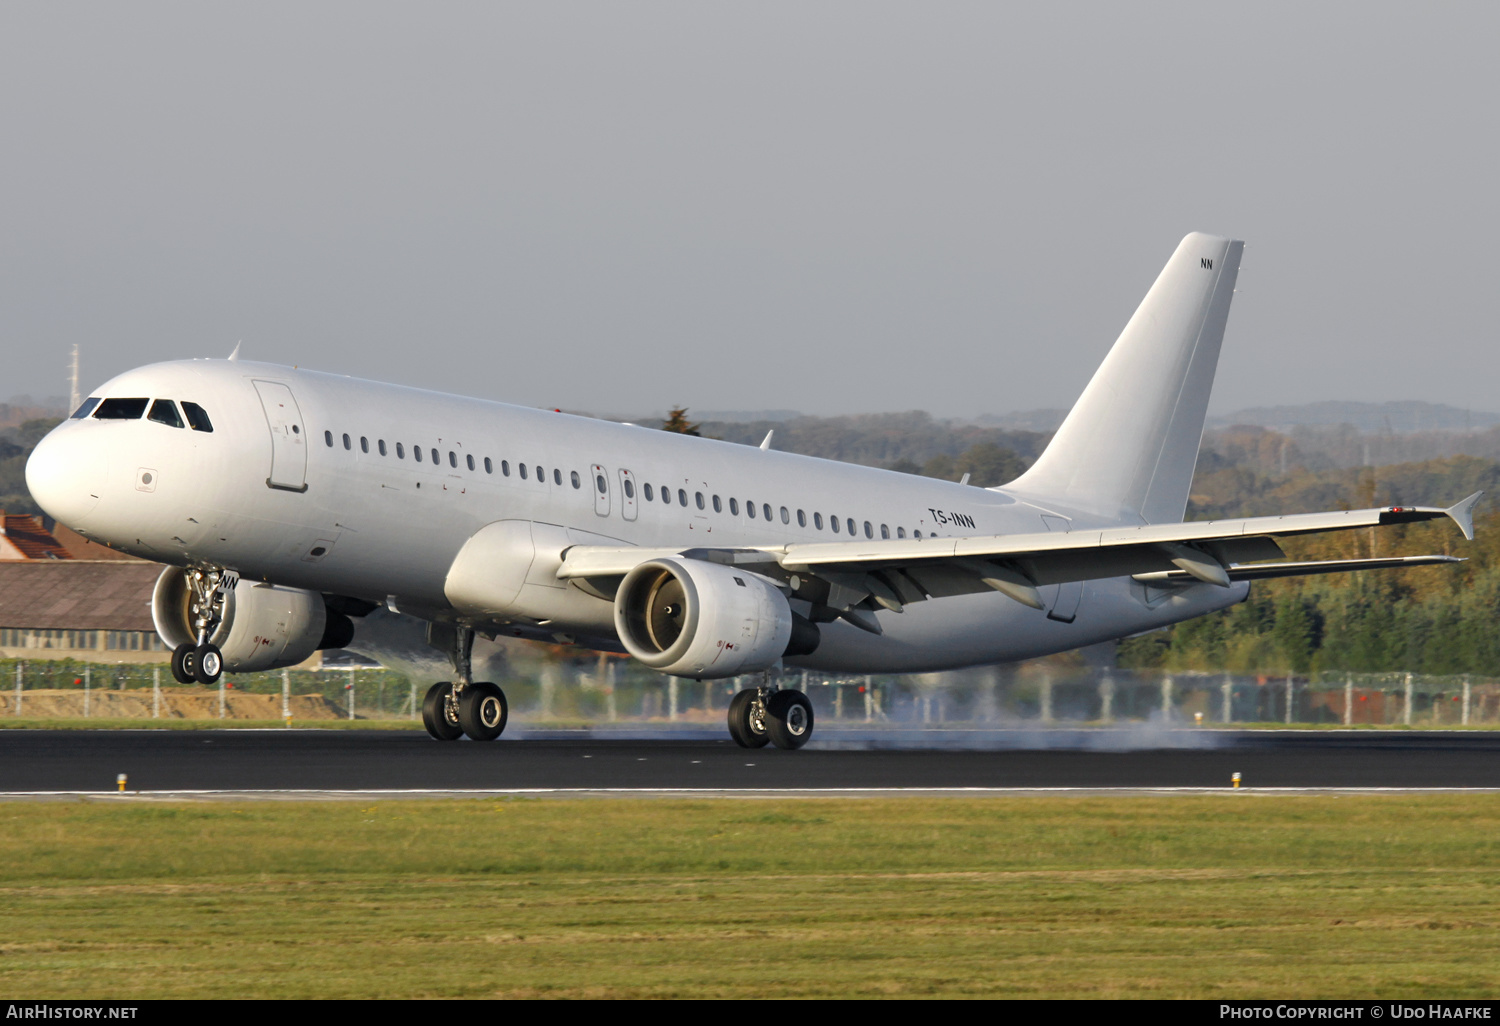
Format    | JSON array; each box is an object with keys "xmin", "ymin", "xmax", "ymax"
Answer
[{"xmin": 252, "ymin": 380, "xmax": 308, "ymax": 492}]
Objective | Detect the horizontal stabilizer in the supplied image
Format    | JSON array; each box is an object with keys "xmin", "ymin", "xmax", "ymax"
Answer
[{"xmin": 1133, "ymin": 555, "xmax": 1463, "ymax": 584}]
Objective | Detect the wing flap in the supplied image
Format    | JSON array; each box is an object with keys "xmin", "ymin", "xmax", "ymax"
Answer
[{"xmin": 1134, "ymin": 555, "xmax": 1463, "ymax": 583}]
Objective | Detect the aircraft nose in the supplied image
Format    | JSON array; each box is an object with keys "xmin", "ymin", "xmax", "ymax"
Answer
[{"xmin": 25, "ymin": 426, "xmax": 105, "ymax": 528}]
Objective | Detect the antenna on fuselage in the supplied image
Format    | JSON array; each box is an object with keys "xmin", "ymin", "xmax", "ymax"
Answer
[
  {"xmin": 227, "ymin": 341, "xmax": 241, "ymax": 361},
  {"xmin": 68, "ymin": 344, "xmax": 80, "ymax": 414},
  {"xmin": 759, "ymin": 430, "xmax": 774, "ymax": 451}
]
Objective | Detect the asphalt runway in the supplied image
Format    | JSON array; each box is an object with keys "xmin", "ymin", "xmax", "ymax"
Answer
[{"xmin": 4, "ymin": 728, "xmax": 1500, "ymax": 794}]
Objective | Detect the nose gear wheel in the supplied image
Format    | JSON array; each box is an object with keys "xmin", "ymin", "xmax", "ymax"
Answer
[
  {"xmin": 170, "ymin": 644, "xmax": 197, "ymax": 685},
  {"xmin": 193, "ymin": 644, "xmax": 223, "ymax": 685}
]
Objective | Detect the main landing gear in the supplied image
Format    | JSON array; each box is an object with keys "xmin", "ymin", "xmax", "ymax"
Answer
[
  {"xmin": 169, "ymin": 567, "xmax": 235, "ymax": 686},
  {"xmin": 421, "ymin": 624, "xmax": 509, "ymax": 742},
  {"xmin": 729, "ymin": 678, "xmax": 814, "ymax": 750}
]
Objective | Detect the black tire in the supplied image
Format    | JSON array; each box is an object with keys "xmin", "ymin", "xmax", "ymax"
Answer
[
  {"xmin": 458, "ymin": 682, "xmax": 508, "ymax": 741},
  {"xmin": 171, "ymin": 643, "xmax": 197, "ymax": 684},
  {"xmin": 422, "ymin": 682, "xmax": 464, "ymax": 741},
  {"xmin": 766, "ymin": 690, "xmax": 814, "ymax": 750},
  {"xmin": 727, "ymin": 688, "xmax": 770, "ymax": 749},
  {"xmin": 193, "ymin": 644, "xmax": 223, "ymax": 685}
]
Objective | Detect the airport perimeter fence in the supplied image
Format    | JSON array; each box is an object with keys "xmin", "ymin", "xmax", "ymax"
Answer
[{"xmin": 4, "ymin": 655, "xmax": 1500, "ymax": 726}]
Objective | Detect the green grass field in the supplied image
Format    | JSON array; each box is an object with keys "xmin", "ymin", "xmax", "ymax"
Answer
[{"xmin": 2, "ymin": 796, "xmax": 1498, "ymax": 998}]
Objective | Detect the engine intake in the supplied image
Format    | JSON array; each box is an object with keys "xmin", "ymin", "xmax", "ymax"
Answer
[
  {"xmin": 151, "ymin": 567, "xmax": 337, "ymax": 673},
  {"xmin": 614, "ymin": 558, "xmax": 816, "ymax": 678}
]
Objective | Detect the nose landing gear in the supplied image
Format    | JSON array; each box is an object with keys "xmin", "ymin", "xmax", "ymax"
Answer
[{"xmin": 169, "ymin": 568, "xmax": 235, "ymax": 685}]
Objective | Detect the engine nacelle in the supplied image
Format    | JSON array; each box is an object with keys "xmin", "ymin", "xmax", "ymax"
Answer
[
  {"xmin": 614, "ymin": 558, "xmax": 815, "ymax": 679},
  {"xmin": 152, "ymin": 567, "xmax": 340, "ymax": 673}
]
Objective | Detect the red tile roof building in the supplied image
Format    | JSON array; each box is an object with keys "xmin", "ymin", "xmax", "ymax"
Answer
[{"xmin": 0, "ymin": 514, "xmax": 71, "ymax": 561}]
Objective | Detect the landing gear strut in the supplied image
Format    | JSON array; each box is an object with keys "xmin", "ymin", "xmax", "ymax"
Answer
[
  {"xmin": 170, "ymin": 568, "xmax": 235, "ymax": 686},
  {"xmin": 421, "ymin": 624, "xmax": 508, "ymax": 741},
  {"xmin": 728, "ymin": 673, "xmax": 814, "ymax": 750}
]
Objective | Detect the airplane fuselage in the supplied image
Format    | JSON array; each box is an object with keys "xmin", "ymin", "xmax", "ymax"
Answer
[{"xmin": 29, "ymin": 358, "xmax": 1243, "ymax": 674}]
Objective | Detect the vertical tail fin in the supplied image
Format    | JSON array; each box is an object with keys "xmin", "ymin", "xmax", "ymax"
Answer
[{"xmin": 1005, "ymin": 232, "xmax": 1243, "ymax": 524}]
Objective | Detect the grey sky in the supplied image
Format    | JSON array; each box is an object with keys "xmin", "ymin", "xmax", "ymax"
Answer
[{"xmin": 3, "ymin": 2, "xmax": 1496, "ymax": 419}]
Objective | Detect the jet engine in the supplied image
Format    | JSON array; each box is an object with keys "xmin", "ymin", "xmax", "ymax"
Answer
[
  {"xmin": 151, "ymin": 567, "xmax": 352, "ymax": 673},
  {"xmin": 613, "ymin": 558, "xmax": 818, "ymax": 678}
]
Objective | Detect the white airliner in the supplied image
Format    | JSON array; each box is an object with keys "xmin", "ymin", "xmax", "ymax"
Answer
[{"xmin": 25, "ymin": 233, "xmax": 1478, "ymax": 748}]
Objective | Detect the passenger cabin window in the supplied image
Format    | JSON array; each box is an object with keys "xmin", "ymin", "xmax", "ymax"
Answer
[
  {"xmin": 881, "ymin": 524, "xmax": 890, "ymax": 539},
  {"xmin": 659, "ymin": 484, "xmax": 669, "ymax": 501},
  {"xmin": 695, "ymin": 492, "xmax": 705, "ymax": 510},
  {"xmin": 94, "ymin": 398, "xmax": 149, "ymax": 420},
  {"xmin": 361, "ymin": 437, "xmax": 370, "ymax": 453},
  {"xmin": 780, "ymin": 506, "xmax": 790, "ymax": 524},
  {"xmin": 325, "ymin": 431, "xmax": 334, "ymax": 447},
  {"xmin": 70, "ymin": 397, "xmax": 101, "ymax": 419},
  {"xmin": 729, "ymin": 498, "xmax": 738, "ymax": 515},
  {"xmin": 864, "ymin": 521, "xmax": 873, "ymax": 539},
  {"xmin": 414, "ymin": 446, "xmax": 422, "ymax": 462},
  {"xmin": 378, "ymin": 440, "xmax": 387, "ymax": 456},
  {"xmin": 747, "ymin": 501, "xmax": 756, "ymax": 519},
  {"xmin": 147, "ymin": 400, "xmax": 184, "ymax": 428},
  {"xmin": 486, "ymin": 458, "xmax": 494, "ymax": 474},
  {"xmin": 448, "ymin": 451, "xmax": 457, "ymax": 468},
  {"xmin": 796, "ymin": 509, "xmax": 805, "ymax": 526},
  {"xmin": 342, "ymin": 434, "xmax": 352, "ymax": 451},
  {"xmin": 678, "ymin": 489, "xmax": 687, "ymax": 506},
  {"xmin": 831, "ymin": 516, "xmax": 840, "ymax": 534},
  {"xmin": 535, "ymin": 465, "xmax": 543, "ymax": 482},
  {"xmin": 466, "ymin": 454, "xmax": 475, "ymax": 471},
  {"xmin": 713, "ymin": 495, "xmax": 722, "ymax": 513},
  {"xmin": 431, "ymin": 448, "xmax": 439, "ymax": 464},
  {"xmin": 596, "ymin": 474, "xmax": 607, "ymax": 494},
  {"xmin": 519, "ymin": 464, "xmax": 527, "ymax": 479},
  {"xmin": 897, "ymin": 527, "xmax": 906, "ymax": 538},
  {"xmin": 762, "ymin": 503, "xmax": 772, "ymax": 521},
  {"xmin": 572, "ymin": 471, "xmax": 581, "ymax": 489},
  {"xmin": 644, "ymin": 483, "xmax": 654, "ymax": 501},
  {"xmin": 554, "ymin": 469, "xmax": 562, "ymax": 486},
  {"xmin": 847, "ymin": 518, "xmax": 856, "ymax": 536},
  {"xmin": 501, "ymin": 460, "xmax": 510, "ymax": 476},
  {"xmin": 624, "ymin": 479, "xmax": 634, "ymax": 498},
  {"xmin": 181, "ymin": 402, "xmax": 213, "ymax": 432}
]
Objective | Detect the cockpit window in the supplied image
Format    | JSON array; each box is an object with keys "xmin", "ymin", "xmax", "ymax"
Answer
[
  {"xmin": 93, "ymin": 398, "xmax": 149, "ymax": 420},
  {"xmin": 147, "ymin": 399, "xmax": 185, "ymax": 428},
  {"xmin": 70, "ymin": 398, "xmax": 101, "ymax": 419},
  {"xmin": 181, "ymin": 402, "xmax": 213, "ymax": 433}
]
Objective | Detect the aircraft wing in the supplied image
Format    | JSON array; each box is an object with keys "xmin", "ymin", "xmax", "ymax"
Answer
[{"xmin": 557, "ymin": 492, "xmax": 1480, "ymax": 626}]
